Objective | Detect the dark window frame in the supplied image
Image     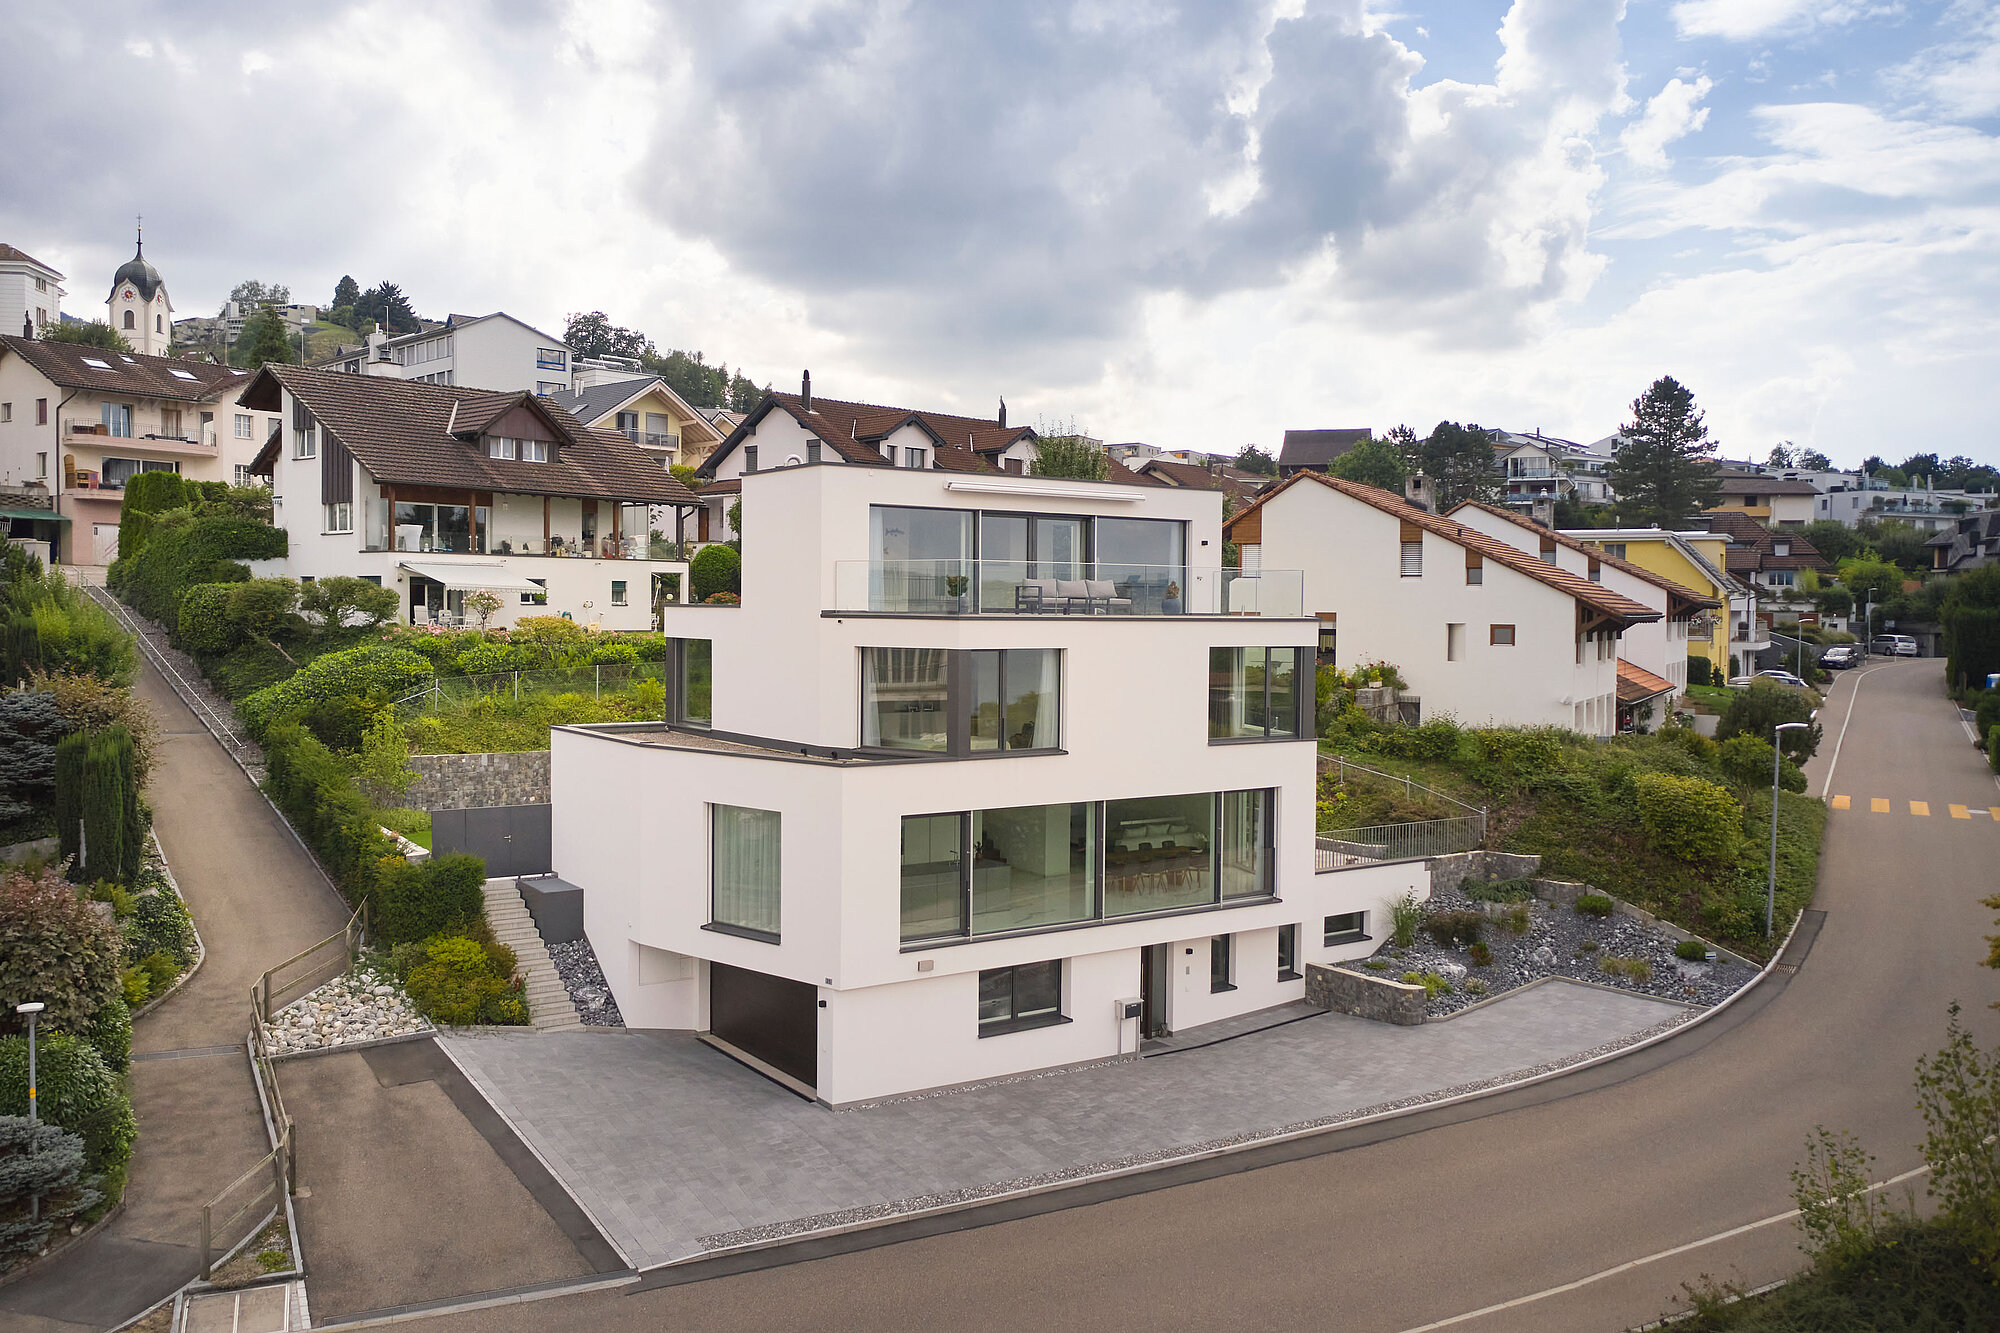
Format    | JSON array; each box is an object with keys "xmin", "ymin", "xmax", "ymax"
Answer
[
  {"xmin": 1210, "ymin": 935, "xmax": 1235, "ymax": 993},
  {"xmin": 1207, "ymin": 645, "xmax": 1313, "ymax": 744},
  {"xmin": 708, "ymin": 803, "xmax": 781, "ymax": 943},
  {"xmin": 1324, "ymin": 911, "xmax": 1369, "ymax": 946},
  {"xmin": 1490, "ymin": 624, "xmax": 1516, "ymax": 646},
  {"xmin": 669, "ymin": 636, "xmax": 713, "ymax": 727},
  {"xmin": 977, "ymin": 960, "xmax": 1069, "ymax": 1037},
  {"xmin": 1277, "ymin": 923, "xmax": 1301, "ymax": 981},
  {"xmin": 859, "ymin": 646, "xmax": 1063, "ymax": 758}
]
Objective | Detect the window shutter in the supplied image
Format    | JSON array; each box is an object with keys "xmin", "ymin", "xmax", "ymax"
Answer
[
  {"xmin": 1400, "ymin": 539, "xmax": 1422, "ymax": 577},
  {"xmin": 1240, "ymin": 543, "xmax": 1262, "ymax": 571}
]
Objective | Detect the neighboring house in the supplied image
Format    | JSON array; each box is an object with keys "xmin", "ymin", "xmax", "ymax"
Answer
[
  {"xmin": 1276, "ymin": 428, "xmax": 1370, "ymax": 476},
  {"xmin": 1926, "ymin": 511, "xmax": 2000, "ymax": 572},
  {"xmin": 0, "ymin": 334, "xmax": 270, "ymax": 563},
  {"xmin": 1701, "ymin": 510, "xmax": 1832, "ymax": 594},
  {"xmin": 1561, "ymin": 527, "xmax": 1760, "ymax": 670},
  {"xmin": 242, "ymin": 364, "xmax": 698, "ymax": 631},
  {"xmin": 326, "ymin": 312, "xmax": 575, "ymax": 395},
  {"xmin": 545, "ymin": 454, "xmax": 1425, "ymax": 1106},
  {"xmin": 0, "ymin": 243, "xmax": 64, "ymax": 339},
  {"xmin": 1489, "ymin": 430, "xmax": 1615, "ymax": 507},
  {"xmin": 179, "ymin": 300, "xmax": 321, "ymax": 352},
  {"xmin": 1707, "ymin": 474, "xmax": 1820, "ymax": 527},
  {"xmin": 551, "ymin": 365, "xmax": 725, "ymax": 471},
  {"xmin": 1812, "ymin": 482, "xmax": 1999, "ymax": 533},
  {"xmin": 1135, "ymin": 456, "xmax": 1269, "ymax": 505},
  {"xmin": 1448, "ymin": 502, "xmax": 1720, "ymax": 702},
  {"xmin": 693, "ymin": 374, "xmax": 1161, "ymax": 542},
  {"xmin": 1227, "ymin": 472, "xmax": 1660, "ymax": 736}
]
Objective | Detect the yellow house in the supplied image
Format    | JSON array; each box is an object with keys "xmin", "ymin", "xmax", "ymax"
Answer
[
  {"xmin": 551, "ymin": 373, "xmax": 724, "ymax": 472},
  {"xmin": 1560, "ymin": 527, "xmax": 1751, "ymax": 670},
  {"xmin": 1707, "ymin": 474, "xmax": 1819, "ymax": 527}
]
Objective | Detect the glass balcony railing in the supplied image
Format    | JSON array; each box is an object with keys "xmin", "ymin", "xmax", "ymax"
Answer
[{"xmin": 830, "ymin": 560, "xmax": 1303, "ymax": 616}]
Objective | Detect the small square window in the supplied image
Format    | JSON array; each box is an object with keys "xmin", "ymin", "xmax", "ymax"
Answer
[
  {"xmin": 1324, "ymin": 912, "xmax": 1368, "ymax": 946},
  {"xmin": 521, "ymin": 440, "xmax": 549, "ymax": 463},
  {"xmin": 488, "ymin": 437, "xmax": 517, "ymax": 460},
  {"xmin": 1490, "ymin": 624, "xmax": 1516, "ymax": 646},
  {"xmin": 611, "ymin": 580, "xmax": 628, "ymax": 606},
  {"xmin": 978, "ymin": 960, "xmax": 1066, "ymax": 1036},
  {"xmin": 1466, "ymin": 563, "xmax": 1482, "ymax": 585}
]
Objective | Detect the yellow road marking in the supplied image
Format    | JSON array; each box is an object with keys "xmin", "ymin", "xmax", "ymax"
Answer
[
  {"xmin": 1911, "ymin": 801, "xmax": 1931, "ymax": 817},
  {"xmin": 1991, "ymin": 807, "xmax": 2000, "ymax": 821},
  {"xmin": 1871, "ymin": 798, "xmax": 1890, "ymax": 813},
  {"xmin": 1831, "ymin": 795, "xmax": 1851, "ymax": 810},
  {"xmin": 1951, "ymin": 804, "xmax": 1971, "ymax": 820}
]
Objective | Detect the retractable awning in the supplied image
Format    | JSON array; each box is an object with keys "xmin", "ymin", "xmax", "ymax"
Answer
[
  {"xmin": 398, "ymin": 562, "xmax": 547, "ymax": 593},
  {"xmin": 0, "ymin": 508, "xmax": 70, "ymax": 524}
]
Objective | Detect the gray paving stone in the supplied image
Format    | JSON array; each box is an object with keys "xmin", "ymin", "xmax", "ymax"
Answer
[{"xmin": 442, "ymin": 980, "xmax": 1679, "ymax": 1269}]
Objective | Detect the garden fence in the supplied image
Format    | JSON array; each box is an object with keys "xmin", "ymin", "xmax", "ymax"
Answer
[
  {"xmin": 251, "ymin": 903, "xmax": 368, "ymax": 1026},
  {"xmin": 197, "ymin": 1120, "xmax": 290, "ymax": 1280},
  {"xmin": 1317, "ymin": 752, "xmax": 1486, "ymax": 816},
  {"xmin": 1315, "ymin": 815, "xmax": 1487, "ymax": 871},
  {"xmin": 392, "ymin": 662, "xmax": 668, "ymax": 720}
]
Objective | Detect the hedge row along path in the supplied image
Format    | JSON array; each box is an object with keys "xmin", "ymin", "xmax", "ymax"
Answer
[{"xmin": 0, "ymin": 636, "xmax": 352, "ymax": 1331}]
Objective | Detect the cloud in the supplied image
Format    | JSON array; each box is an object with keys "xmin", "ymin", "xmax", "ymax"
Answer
[
  {"xmin": 1669, "ymin": 0, "xmax": 1898, "ymax": 42},
  {"xmin": 1621, "ymin": 74, "xmax": 1713, "ymax": 170},
  {"xmin": 1885, "ymin": 2, "xmax": 2000, "ymax": 120}
]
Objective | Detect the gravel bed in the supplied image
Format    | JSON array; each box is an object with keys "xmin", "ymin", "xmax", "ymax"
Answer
[
  {"xmin": 548, "ymin": 938, "xmax": 624, "ymax": 1026},
  {"xmin": 265, "ymin": 965, "xmax": 430, "ymax": 1054},
  {"xmin": 1356, "ymin": 888, "xmax": 1759, "ymax": 1017}
]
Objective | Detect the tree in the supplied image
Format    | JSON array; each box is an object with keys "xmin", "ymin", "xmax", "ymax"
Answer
[
  {"xmin": 299, "ymin": 576, "xmax": 398, "ymax": 634},
  {"xmin": 38, "ymin": 321, "xmax": 131, "ymax": 353},
  {"xmin": 1942, "ymin": 564, "xmax": 2000, "ymax": 696},
  {"xmin": 225, "ymin": 279, "xmax": 290, "ymax": 311},
  {"xmin": 1899, "ymin": 453, "xmax": 1943, "ymax": 485},
  {"xmin": 331, "ymin": 275, "xmax": 360, "ymax": 310},
  {"xmin": 1414, "ymin": 422, "xmax": 1499, "ymax": 509},
  {"xmin": 1716, "ymin": 683, "xmax": 1822, "ymax": 760},
  {"xmin": 1768, "ymin": 442, "xmax": 1796, "ymax": 468},
  {"xmin": 0, "ymin": 864, "xmax": 122, "ymax": 1035},
  {"xmin": 564, "ymin": 312, "xmax": 654, "ymax": 362},
  {"xmin": 1608, "ymin": 377, "xmax": 1720, "ymax": 526},
  {"xmin": 1859, "ymin": 519, "xmax": 1932, "ymax": 572},
  {"xmin": 1798, "ymin": 448, "xmax": 1833, "ymax": 470},
  {"xmin": 1801, "ymin": 520, "xmax": 1865, "ymax": 566},
  {"xmin": 462, "ymin": 588, "xmax": 504, "ymax": 631},
  {"xmin": 1233, "ymin": 444, "xmax": 1277, "ymax": 477},
  {"xmin": 728, "ymin": 372, "xmax": 763, "ymax": 413},
  {"xmin": 1837, "ymin": 555, "xmax": 1904, "ymax": 605},
  {"xmin": 0, "ymin": 691, "xmax": 67, "ymax": 824},
  {"xmin": 1327, "ymin": 437, "xmax": 1409, "ymax": 492},
  {"xmin": 1030, "ymin": 432, "xmax": 1110, "ymax": 482},
  {"xmin": 0, "ymin": 1116, "xmax": 100, "ymax": 1264},
  {"xmin": 230, "ymin": 309, "xmax": 297, "ymax": 369},
  {"xmin": 356, "ymin": 282, "xmax": 419, "ymax": 335},
  {"xmin": 642, "ymin": 348, "xmax": 725, "ymax": 408}
]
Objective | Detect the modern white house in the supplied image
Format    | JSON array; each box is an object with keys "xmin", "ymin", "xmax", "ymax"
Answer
[
  {"xmin": 0, "ymin": 243, "xmax": 65, "ymax": 340},
  {"xmin": 1490, "ymin": 430, "xmax": 1615, "ymax": 508},
  {"xmin": 326, "ymin": 312, "xmax": 576, "ymax": 395},
  {"xmin": 0, "ymin": 334, "xmax": 270, "ymax": 564},
  {"xmin": 1446, "ymin": 502, "xmax": 1718, "ymax": 720},
  {"xmin": 1227, "ymin": 472, "xmax": 1660, "ymax": 736},
  {"xmin": 544, "ymin": 460, "xmax": 1428, "ymax": 1106},
  {"xmin": 242, "ymin": 364, "xmax": 697, "ymax": 631}
]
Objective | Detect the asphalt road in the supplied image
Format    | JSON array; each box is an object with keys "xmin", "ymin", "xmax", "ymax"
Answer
[{"xmin": 358, "ymin": 658, "xmax": 2000, "ymax": 1333}]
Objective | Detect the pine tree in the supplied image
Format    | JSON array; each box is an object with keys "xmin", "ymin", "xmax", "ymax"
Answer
[{"xmin": 1609, "ymin": 377, "xmax": 1721, "ymax": 527}]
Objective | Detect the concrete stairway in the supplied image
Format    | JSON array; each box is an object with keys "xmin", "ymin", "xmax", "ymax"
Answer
[{"xmin": 483, "ymin": 880, "xmax": 584, "ymax": 1032}]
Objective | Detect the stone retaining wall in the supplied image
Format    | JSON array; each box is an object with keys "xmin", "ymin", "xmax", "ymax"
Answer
[
  {"xmin": 1428, "ymin": 849, "xmax": 1542, "ymax": 896},
  {"xmin": 408, "ymin": 751, "xmax": 551, "ymax": 812},
  {"xmin": 1304, "ymin": 963, "xmax": 1428, "ymax": 1025}
]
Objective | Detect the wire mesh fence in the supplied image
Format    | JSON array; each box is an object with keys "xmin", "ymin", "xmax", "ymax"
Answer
[{"xmin": 393, "ymin": 663, "xmax": 669, "ymax": 720}]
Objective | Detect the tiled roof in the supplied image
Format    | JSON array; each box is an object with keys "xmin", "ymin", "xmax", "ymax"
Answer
[
  {"xmin": 0, "ymin": 244, "xmax": 61, "ymax": 276},
  {"xmin": 1447, "ymin": 502, "xmax": 1720, "ymax": 611},
  {"xmin": 1227, "ymin": 471, "xmax": 1660, "ymax": 625},
  {"xmin": 1702, "ymin": 509, "xmax": 1831, "ymax": 571},
  {"xmin": 548, "ymin": 376, "xmax": 723, "ymax": 446},
  {"xmin": 1616, "ymin": 658, "xmax": 1677, "ymax": 705},
  {"xmin": 241, "ymin": 364, "xmax": 697, "ymax": 505},
  {"xmin": 0, "ymin": 335, "xmax": 252, "ymax": 404},
  {"xmin": 1137, "ymin": 458, "xmax": 1265, "ymax": 502},
  {"xmin": 1278, "ymin": 428, "xmax": 1371, "ymax": 468},
  {"xmin": 1713, "ymin": 475, "xmax": 1820, "ymax": 497}
]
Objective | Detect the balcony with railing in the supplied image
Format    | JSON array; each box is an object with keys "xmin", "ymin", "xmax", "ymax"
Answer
[
  {"xmin": 829, "ymin": 559, "xmax": 1304, "ymax": 617},
  {"xmin": 64, "ymin": 421, "xmax": 217, "ymax": 456},
  {"xmin": 623, "ymin": 430, "xmax": 681, "ymax": 452}
]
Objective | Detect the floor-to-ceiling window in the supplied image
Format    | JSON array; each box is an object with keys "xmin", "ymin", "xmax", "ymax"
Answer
[
  {"xmin": 711, "ymin": 804, "xmax": 781, "ymax": 940},
  {"xmin": 1094, "ymin": 516, "xmax": 1186, "ymax": 615},
  {"xmin": 970, "ymin": 802, "xmax": 1097, "ymax": 934},
  {"xmin": 900, "ymin": 812, "xmax": 966, "ymax": 940},
  {"xmin": 1104, "ymin": 792, "xmax": 1213, "ymax": 915},
  {"xmin": 870, "ymin": 506, "xmax": 972, "ymax": 611},
  {"xmin": 863, "ymin": 647, "xmax": 950, "ymax": 750},
  {"xmin": 862, "ymin": 647, "xmax": 1059, "ymax": 754},
  {"xmin": 1209, "ymin": 647, "xmax": 1308, "ymax": 740}
]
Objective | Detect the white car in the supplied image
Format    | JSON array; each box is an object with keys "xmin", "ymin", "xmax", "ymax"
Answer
[{"xmin": 1727, "ymin": 670, "xmax": 1809, "ymax": 689}]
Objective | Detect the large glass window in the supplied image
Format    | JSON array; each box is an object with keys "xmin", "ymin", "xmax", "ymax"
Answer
[
  {"xmin": 393, "ymin": 501, "xmax": 477, "ymax": 554},
  {"xmin": 1104, "ymin": 792, "xmax": 1213, "ymax": 916},
  {"xmin": 677, "ymin": 638, "xmax": 711, "ymax": 725},
  {"xmin": 1218, "ymin": 788, "xmax": 1273, "ymax": 899},
  {"xmin": 863, "ymin": 648, "xmax": 949, "ymax": 751},
  {"xmin": 977, "ymin": 960, "xmax": 1064, "ymax": 1036},
  {"xmin": 969, "ymin": 648, "xmax": 1059, "ymax": 751},
  {"xmin": 1095, "ymin": 516, "xmax": 1185, "ymax": 614},
  {"xmin": 970, "ymin": 803, "xmax": 1096, "ymax": 935},
  {"xmin": 1209, "ymin": 647, "xmax": 1306, "ymax": 741},
  {"xmin": 870, "ymin": 505, "xmax": 972, "ymax": 612},
  {"xmin": 900, "ymin": 813, "xmax": 965, "ymax": 941},
  {"xmin": 711, "ymin": 805, "xmax": 780, "ymax": 939}
]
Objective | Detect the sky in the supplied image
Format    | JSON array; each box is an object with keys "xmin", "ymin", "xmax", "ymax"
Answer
[{"xmin": 3, "ymin": 0, "xmax": 1997, "ymax": 469}]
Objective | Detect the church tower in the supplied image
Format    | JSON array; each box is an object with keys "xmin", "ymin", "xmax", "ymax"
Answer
[{"xmin": 106, "ymin": 227, "xmax": 172, "ymax": 356}]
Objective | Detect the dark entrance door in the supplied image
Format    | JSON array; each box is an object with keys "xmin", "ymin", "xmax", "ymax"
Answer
[
  {"xmin": 1140, "ymin": 944, "xmax": 1170, "ymax": 1039},
  {"xmin": 709, "ymin": 962, "xmax": 817, "ymax": 1090},
  {"xmin": 430, "ymin": 804, "xmax": 552, "ymax": 878}
]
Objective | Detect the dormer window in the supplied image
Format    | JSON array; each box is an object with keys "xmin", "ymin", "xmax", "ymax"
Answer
[{"xmin": 488, "ymin": 436, "xmax": 548, "ymax": 462}]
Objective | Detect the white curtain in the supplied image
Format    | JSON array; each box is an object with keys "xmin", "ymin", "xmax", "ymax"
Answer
[{"xmin": 712, "ymin": 805, "xmax": 781, "ymax": 935}]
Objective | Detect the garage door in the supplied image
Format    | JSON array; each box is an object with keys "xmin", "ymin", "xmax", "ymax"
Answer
[{"xmin": 709, "ymin": 962, "xmax": 817, "ymax": 1091}]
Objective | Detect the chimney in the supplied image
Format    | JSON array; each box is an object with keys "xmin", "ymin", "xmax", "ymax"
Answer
[
  {"xmin": 1530, "ymin": 494, "xmax": 1555, "ymax": 528},
  {"xmin": 22, "ymin": 312, "xmax": 31, "ymax": 339},
  {"xmin": 1404, "ymin": 473, "xmax": 1431, "ymax": 512},
  {"xmin": 997, "ymin": 397, "xmax": 1007, "ymax": 428},
  {"xmin": 801, "ymin": 369, "xmax": 811, "ymax": 412}
]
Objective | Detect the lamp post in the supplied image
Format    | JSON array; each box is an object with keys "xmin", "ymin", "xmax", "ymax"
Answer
[
  {"xmin": 1769, "ymin": 722, "xmax": 1809, "ymax": 937},
  {"xmin": 16, "ymin": 1002, "xmax": 44, "ymax": 1223}
]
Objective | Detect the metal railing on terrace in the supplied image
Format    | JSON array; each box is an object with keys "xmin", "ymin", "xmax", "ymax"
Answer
[
  {"xmin": 1314, "ymin": 754, "xmax": 1487, "ymax": 871},
  {"xmin": 393, "ymin": 662, "xmax": 668, "ymax": 720},
  {"xmin": 830, "ymin": 560, "xmax": 1304, "ymax": 617}
]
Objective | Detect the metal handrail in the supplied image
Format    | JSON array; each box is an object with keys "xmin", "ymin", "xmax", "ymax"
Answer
[
  {"xmin": 1315, "ymin": 815, "xmax": 1486, "ymax": 870},
  {"xmin": 81, "ymin": 583, "xmax": 244, "ymax": 749},
  {"xmin": 1317, "ymin": 752, "xmax": 1486, "ymax": 816}
]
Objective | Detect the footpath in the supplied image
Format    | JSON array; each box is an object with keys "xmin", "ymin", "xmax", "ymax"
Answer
[{"xmin": 0, "ymin": 654, "xmax": 352, "ymax": 1331}]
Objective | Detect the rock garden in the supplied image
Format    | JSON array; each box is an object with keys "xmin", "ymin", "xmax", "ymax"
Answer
[
  {"xmin": 262, "ymin": 964, "xmax": 430, "ymax": 1055},
  {"xmin": 550, "ymin": 938, "xmax": 624, "ymax": 1026},
  {"xmin": 1354, "ymin": 878, "xmax": 1760, "ymax": 1018}
]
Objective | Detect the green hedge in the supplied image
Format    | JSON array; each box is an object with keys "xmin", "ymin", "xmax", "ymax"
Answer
[
  {"xmin": 0, "ymin": 1032, "xmax": 136, "ymax": 1179},
  {"xmin": 1635, "ymin": 772, "xmax": 1743, "ymax": 868},
  {"xmin": 372, "ymin": 853, "xmax": 486, "ymax": 945},
  {"xmin": 262, "ymin": 722, "xmax": 397, "ymax": 906},
  {"xmin": 241, "ymin": 644, "xmax": 433, "ymax": 749},
  {"xmin": 176, "ymin": 583, "xmax": 239, "ymax": 656},
  {"xmin": 108, "ymin": 516, "xmax": 286, "ymax": 626},
  {"xmin": 1945, "ymin": 604, "xmax": 2000, "ymax": 696},
  {"xmin": 690, "ymin": 544, "xmax": 740, "ymax": 602}
]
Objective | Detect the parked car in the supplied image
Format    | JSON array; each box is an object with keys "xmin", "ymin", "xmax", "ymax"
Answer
[
  {"xmin": 1819, "ymin": 646, "xmax": 1859, "ymax": 669},
  {"xmin": 1728, "ymin": 670, "xmax": 1809, "ymax": 689},
  {"xmin": 1872, "ymin": 635, "xmax": 1918, "ymax": 657}
]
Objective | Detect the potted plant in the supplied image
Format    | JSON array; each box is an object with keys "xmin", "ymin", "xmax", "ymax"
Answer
[
  {"xmin": 1161, "ymin": 579, "xmax": 1182, "ymax": 615},
  {"xmin": 943, "ymin": 573, "xmax": 971, "ymax": 611}
]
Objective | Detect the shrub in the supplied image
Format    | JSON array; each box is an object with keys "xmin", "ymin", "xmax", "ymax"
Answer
[
  {"xmin": 452, "ymin": 639, "xmax": 521, "ymax": 676},
  {"xmin": 4, "ymin": 575, "xmax": 136, "ymax": 686},
  {"xmin": 1373, "ymin": 717, "xmax": 1462, "ymax": 761},
  {"xmin": 122, "ymin": 968, "xmax": 150, "ymax": 1006},
  {"xmin": 404, "ymin": 932, "xmax": 526, "ymax": 1026},
  {"xmin": 0, "ymin": 1116, "xmax": 101, "ymax": 1267},
  {"xmin": 73, "ymin": 727, "xmax": 141, "ymax": 885},
  {"xmin": 1716, "ymin": 684, "xmax": 1822, "ymax": 761},
  {"xmin": 0, "ymin": 1032, "xmax": 136, "ymax": 1177},
  {"xmin": 139, "ymin": 950, "xmax": 178, "ymax": 995},
  {"xmin": 1686, "ymin": 655, "xmax": 1717, "ymax": 687},
  {"xmin": 299, "ymin": 577, "xmax": 398, "ymax": 634},
  {"xmin": 1991, "ymin": 725, "xmax": 2000, "ymax": 776},
  {"xmin": 1400, "ymin": 970, "xmax": 1452, "ymax": 997},
  {"xmin": 1574, "ymin": 893, "xmax": 1614, "ymax": 917},
  {"xmin": 1464, "ymin": 878, "xmax": 1535, "ymax": 903},
  {"xmin": 224, "ymin": 578, "xmax": 301, "ymax": 644},
  {"xmin": 0, "ymin": 865, "xmax": 123, "ymax": 1036},
  {"xmin": 32, "ymin": 671, "xmax": 158, "ymax": 788},
  {"xmin": 1468, "ymin": 940, "xmax": 1492, "ymax": 966},
  {"xmin": 1423, "ymin": 910, "xmax": 1484, "ymax": 946},
  {"xmin": 508, "ymin": 617, "xmax": 589, "ymax": 668},
  {"xmin": 1675, "ymin": 938, "xmax": 1712, "ymax": 962},
  {"xmin": 1503, "ymin": 903, "xmax": 1532, "ymax": 936},
  {"xmin": 52, "ymin": 731, "xmax": 85, "ymax": 865},
  {"xmin": 0, "ymin": 690, "xmax": 67, "ymax": 821},
  {"xmin": 690, "ymin": 544, "xmax": 741, "ymax": 603},
  {"xmin": 1469, "ymin": 728, "xmax": 1565, "ymax": 780},
  {"xmin": 241, "ymin": 645, "xmax": 433, "ymax": 749},
  {"xmin": 126, "ymin": 891, "xmax": 196, "ymax": 967},
  {"xmin": 262, "ymin": 723, "xmax": 396, "ymax": 904},
  {"xmin": 371, "ymin": 852, "xmax": 486, "ymax": 946},
  {"xmin": 1635, "ymin": 772, "xmax": 1743, "ymax": 868},
  {"xmin": 1389, "ymin": 891, "xmax": 1423, "ymax": 948},
  {"xmin": 81, "ymin": 995, "xmax": 131, "ymax": 1073},
  {"xmin": 1657, "ymin": 722, "xmax": 1718, "ymax": 763},
  {"xmin": 1974, "ymin": 691, "xmax": 2000, "ymax": 747},
  {"xmin": 1716, "ymin": 735, "xmax": 1807, "ymax": 793},
  {"xmin": 109, "ymin": 515, "xmax": 285, "ymax": 625},
  {"xmin": 1600, "ymin": 956, "xmax": 1653, "ymax": 982}
]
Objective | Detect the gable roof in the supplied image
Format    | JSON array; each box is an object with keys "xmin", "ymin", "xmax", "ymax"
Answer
[
  {"xmin": 240, "ymin": 364, "xmax": 697, "ymax": 505},
  {"xmin": 1562, "ymin": 527, "xmax": 1749, "ymax": 599},
  {"xmin": 1616, "ymin": 658, "xmax": 1677, "ymax": 705},
  {"xmin": 1278, "ymin": 428, "xmax": 1371, "ymax": 469},
  {"xmin": 1701, "ymin": 509, "xmax": 1831, "ymax": 573},
  {"xmin": 1713, "ymin": 475, "xmax": 1820, "ymax": 498},
  {"xmin": 0, "ymin": 334, "xmax": 251, "ymax": 403},
  {"xmin": 0, "ymin": 244, "xmax": 61, "ymax": 277},
  {"xmin": 1447, "ymin": 501, "xmax": 1720, "ymax": 613},
  {"xmin": 1136, "ymin": 457, "xmax": 1266, "ymax": 502},
  {"xmin": 547, "ymin": 376, "xmax": 723, "ymax": 446},
  {"xmin": 1226, "ymin": 470, "xmax": 1660, "ymax": 626}
]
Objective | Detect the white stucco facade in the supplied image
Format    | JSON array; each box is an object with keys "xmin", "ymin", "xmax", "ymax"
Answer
[
  {"xmin": 0, "ymin": 246, "xmax": 64, "ymax": 341},
  {"xmin": 336, "ymin": 313, "xmax": 574, "ymax": 395},
  {"xmin": 550, "ymin": 462, "xmax": 1420, "ymax": 1105}
]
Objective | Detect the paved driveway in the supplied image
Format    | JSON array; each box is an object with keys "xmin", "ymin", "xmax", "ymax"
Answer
[{"xmin": 442, "ymin": 979, "xmax": 1682, "ymax": 1271}]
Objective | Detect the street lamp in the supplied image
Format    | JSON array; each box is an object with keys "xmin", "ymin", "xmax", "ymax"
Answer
[
  {"xmin": 1768, "ymin": 722, "xmax": 1809, "ymax": 937},
  {"xmin": 16, "ymin": 1002, "xmax": 43, "ymax": 1224}
]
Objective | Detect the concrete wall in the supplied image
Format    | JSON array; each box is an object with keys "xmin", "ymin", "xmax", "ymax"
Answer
[{"xmin": 408, "ymin": 751, "xmax": 551, "ymax": 810}]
